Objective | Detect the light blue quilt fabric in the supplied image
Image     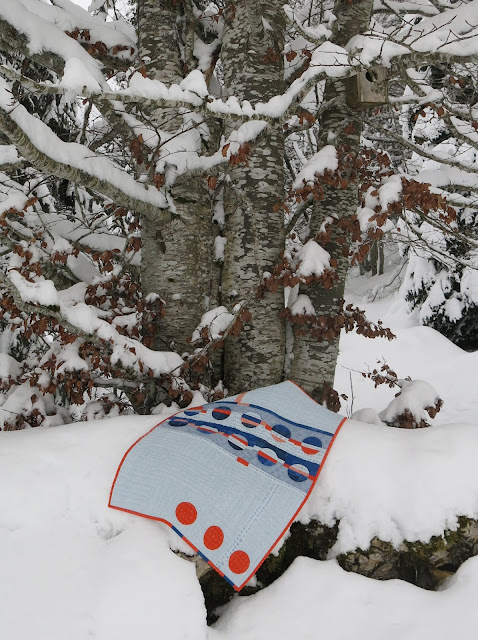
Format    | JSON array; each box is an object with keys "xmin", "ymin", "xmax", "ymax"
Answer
[{"xmin": 109, "ymin": 381, "xmax": 346, "ymax": 590}]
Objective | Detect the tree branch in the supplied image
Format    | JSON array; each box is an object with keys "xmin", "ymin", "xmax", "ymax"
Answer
[
  {"xmin": 0, "ymin": 269, "xmax": 106, "ymax": 347},
  {"xmin": 0, "ymin": 102, "xmax": 173, "ymax": 222},
  {"xmin": 368, "ymin": 119, "xmax": 478, "ymax": 176}
]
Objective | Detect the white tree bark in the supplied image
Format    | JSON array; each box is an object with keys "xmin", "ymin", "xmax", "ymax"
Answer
[
  {"xmin": 221, "ymin": 0, "xmax": 286, "ymax": 393},
  {"xmin": 138, "ymin": 0, "xmax": 219, "ymax": 360},
  {"xmin": 290, "ymin": 0, "xmax": 374, "ymax": 402}
]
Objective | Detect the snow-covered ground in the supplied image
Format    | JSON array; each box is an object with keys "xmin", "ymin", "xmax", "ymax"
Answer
[
  {"xmin": 2, "ymin": 281, "xmax": 478, "ymax": 639},
  {"xmin": 336, "ymin": 269, "xmax": 478, "ymax": 425}
]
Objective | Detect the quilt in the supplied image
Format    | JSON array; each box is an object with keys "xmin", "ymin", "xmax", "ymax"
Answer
[{"xmin": 108, "ymin": 380, "xmax": 346, "ymax": 590}]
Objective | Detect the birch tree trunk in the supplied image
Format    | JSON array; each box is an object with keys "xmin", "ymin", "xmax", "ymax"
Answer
[
  {"xmin": 221, "ymin": 0, "xmax": 286, "ymax": 394},
  {"xmin": 138, "ymin": 0, "xmax": 218, "ymax": 360},
  {"xmin": 290, "ymin": 0, "xmax": 374, "ymax": 402}
]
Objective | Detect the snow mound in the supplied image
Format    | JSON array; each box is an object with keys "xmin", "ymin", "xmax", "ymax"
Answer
[
  {"xmin": 214, "ymin": 555, "xmax": 478, "ymax": 640},
  {"xmin": 2, "ymin": 409, "xmax": 478, "ymax": 638},
  {"xmin": 379, "ymin": 379, "xmax": 440, "ymax": 425},
  {"xmin": 191, "ymin": 306, "xmax": 235, "ymax": 342},
  {"xmin": 290, "ymin": 293, "xmax": 316, "ymax": 316},
  {"xmin": 0, "ymin": 415, "xmax": 207, "ymax": 640},
  {"xmin": 302, "ymin": 419, "xmax": 478, "ymax": 554},
  {"xmin": 336, "ymin": 321, "xmax": 478, "ymax": 425},
  {"xmin": 292, "ymin": 145, "xmax": 338, "ymax": 189},
  {"xmin": 60, "ymin": 57, "xmax": 102, "ymax": 93}
]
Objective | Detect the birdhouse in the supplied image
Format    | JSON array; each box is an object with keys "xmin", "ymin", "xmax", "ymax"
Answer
[{"xmin": 345, "ymin": 67, "xmax": 389, "ymax": 110}]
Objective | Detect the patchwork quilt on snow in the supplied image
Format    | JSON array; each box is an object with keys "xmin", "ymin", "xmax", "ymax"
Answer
[{"xmin": 109, "ymin": 381, "xmax": 346, "ymax": 590}]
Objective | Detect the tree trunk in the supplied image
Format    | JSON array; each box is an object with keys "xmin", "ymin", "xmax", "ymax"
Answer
[
  {"xmin": 138, "ymin": 1, "xmax": 219, "ymax": 364},
  {"xmin": 220, "ymin": 0, "xmax": 286, "ymax": 394},
  {"xmin": 290, "ymin": 0, "xmax": 374, "ymax": 401}
]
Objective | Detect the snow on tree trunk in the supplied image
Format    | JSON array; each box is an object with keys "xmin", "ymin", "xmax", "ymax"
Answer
[
  {"xmin": 290, "ymin": 0, "xmax": 374, "ymax": 402},
  {"xmin": 220, "ymin": 0, "xmax": 286, "ymax": 393}
]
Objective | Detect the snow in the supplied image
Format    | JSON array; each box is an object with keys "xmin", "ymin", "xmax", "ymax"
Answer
[
  {"xmin": 0, "ymin": 380, "xmax": 68, "ymax": 428},
  {"xmin": 179, "ymin": 69, "xmax": 209, "ymax": 99},
  {"xmin": 56, "ymin": 342, "xmax": 89, "ymax": 373},
  {"xmin": 0, "ymin": 79, "xmax": 170, "ymax": 210},
  {"xmin": 150, "ymin": 119, "xmax": 268, "ymax": 185},
  {"xmin": 191, "ymin": 306, "xmax": 235, "ymax": 343},
  {"xmin": 354, "ymin": 0, "xmax": 478, "ymax": 66},
  {"xmin": 351, "ymin": 406, "xmax": 383, "ymax": 425},
  {"xmin": 300, "ymin": 417, "xmax": 478, "ymax": 553},
  {"xmin": 336, "ymin": 285, "xmax": 478, "ymax": 427},
  {"xmin": 51, "ymin": 237, "xmax": 74, "ymax": 254},
  {"xmin": 59, "ymin": 299, "xmax": 184, "ymax": 377},
  {"xmin": 0, "ymin": 352, "xmax": 21, "ymax": 381},
  {"xmin": 2, "ymin": 277, "xmax": 478, "ymax": 637},
  {"xmin": 292, "ymin": 145, "xmax": 338, "ymax": 190},
  {"xmin": 0, "ymin": 415, "xmax": 208, "ymax": 640},
  {"xmin": 3, "ymin": 0, "xmax": 478, "ymax": 635},
  {"xmin": 214, "ymin": 235, "xmax": 227, "ymax": 262},
  {"xmin": 0, "ymin": 145, "xmax": 20, "ymax": 166},
  {"xmin": 206, "ymin": 44, "xmax": 351, "ymax": 121},
  {"xmin": 128, "ymin": 72, "xmax": 208, "ymax": 107},
  {"xmin": 60, "ymin": 57, "xmax": 103, "ymax": 93},
  {"xmin": 0, "ymin": 0, "xmax": 117, "ymax": 87},
  {"xmin": 460, "ymin": 265, "xmax": 478, "ymax": 305},
  {"xmin": 356, "ymin": 177, "xmax": 400, "ymax": 235},
  {"xmin": 296, "ymin": 240, "xmax": 331, "ymax": 278},
  {"xmin": 0, "ymin": 190, "xmax": 30, "ymax": 216},
  {"xmin": 2, "ymin": 271, "xmax": 183, "ymax": 379},
  {"xmin": 378, "ymin": 379, "xmax": 440, "ymax": 424},
  {"xmin": 290, "ymin": 293, "xmax": 316, "ymax": 316},
  {"xmin": 284, "ymin": 4, "xmax": 330, "ymax": 39},
  {"xmin": 213, "ymin": 556, "xmax": 478, "ymax": 640},
  {"xmin": 373, "ymin": 0, "xmax": 439, "ymax": 15},
  {"xmin": 3, "ymin": 369, "xmax": 478, "ymax": 637},
  {"xmin": 8, "ymin": 270, "xmax": 59, "ymax": 306},
  {"xmin": 9, "ymin": 0, "xmax": 135, "ymax": 52},
  {"xmin": 378, "ymin": 174, "xmax": 402, "ymax": 211}
]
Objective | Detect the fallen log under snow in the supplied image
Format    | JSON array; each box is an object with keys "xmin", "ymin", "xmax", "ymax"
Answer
[{"xmin": 195, "ymin": 418, "xmax": 478, "ymax": 615}]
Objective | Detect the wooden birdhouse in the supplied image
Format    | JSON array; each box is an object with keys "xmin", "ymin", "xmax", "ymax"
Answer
[{"xmin": 345, "ymin": 67, "xmax": 389, "ymax": 110}]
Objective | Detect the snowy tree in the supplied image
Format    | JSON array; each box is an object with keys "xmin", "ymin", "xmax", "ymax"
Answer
[
  {"xmin": 0, "ymin": 0, "xmax": 476, "ymax": 427},
  {"xmin": 397, "ymin": 68, "xmax": 478, "ymax": 349}
]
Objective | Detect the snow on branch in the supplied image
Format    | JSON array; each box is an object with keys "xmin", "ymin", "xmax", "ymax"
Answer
[
  {"xmin": 0, "ymin": 268, "xmax": 184, "ymax": 380},
  {"xmin": 379, "ymin": 379, "xmax": 443, "ymax": 429},
  {"xmin": 373, "ymin": 0, "xmax": 440, "ymax": 17},
  {"xmin": 292, "ymin": 145, "xmax": 338, "ymax": 190},
  {"xmin": 0, "ymin": 0, "xmax": 135, "ymax": 77},
  {"xmin": 0, "ymin": 71, "xmax": 279, "ymax": 204},
  {"xmin": 0, "ymin": 268, "xmax": 105, "ymax": 348},
  {"xmin": 369, "ymin": 120, "xmax": 478, "ymax": 177},
  {"xmin": 48, "ymin": 0, "xmax": 135, "ymax": 46},
  {"xmin": 1, "ymin": 54, "xmax": 354, "ymax": 126},
  {"xmin": 283, "ymin": 3, "xmax": 334, "ymax": 46},
  {"xmin": 355, "ymin": 0, "xmax": 478, "ymax": 66},
  {"xmin": 0, "ymin": 79, "xmax": 174, "ymax": 220}
]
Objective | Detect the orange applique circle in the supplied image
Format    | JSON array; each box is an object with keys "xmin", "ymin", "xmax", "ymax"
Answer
[
  {"xmin": 175, "ymin": 502, "xmax": 197, "ymax": 525},
  {"xmin": 203, "ymin": 526, "xmax": 224, "ymax": 550},
  {"xmin": 228, "ymin": 550, "xmax": 250, "ymax": 574}
]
